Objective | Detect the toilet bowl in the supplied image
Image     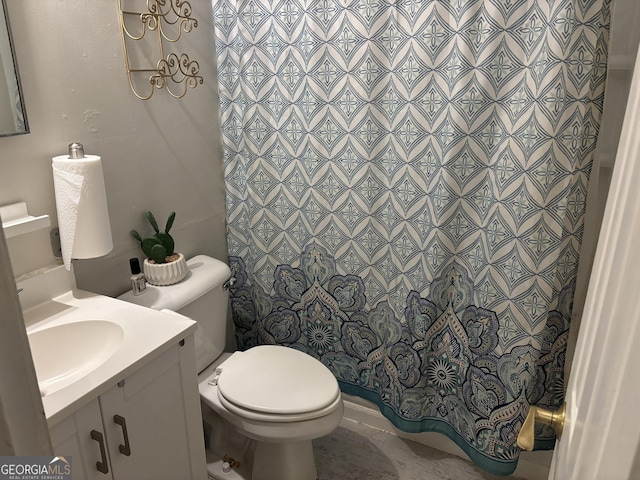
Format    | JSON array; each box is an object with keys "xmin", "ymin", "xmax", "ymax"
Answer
[
  {"xmin": 200, "ymin": 346, "xmax": 343, "ymax": 480},
  {"xmin": 119, "ymin": 255, "xmax": 343, "ymax": 480}
]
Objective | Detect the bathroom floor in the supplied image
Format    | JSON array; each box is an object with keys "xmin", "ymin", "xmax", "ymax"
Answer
[{"xmin": 313, "ymin": 418, "xmax": 521, "ymax": 480}]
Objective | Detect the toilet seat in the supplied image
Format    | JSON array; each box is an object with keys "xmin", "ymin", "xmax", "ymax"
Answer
[
  {"xmin": 213, "ymin": 345, "xmax": 341, "ymax": 422},
  {"xmin": 217, "ymin": 390, "xmax": 343, "ymax": 423}
]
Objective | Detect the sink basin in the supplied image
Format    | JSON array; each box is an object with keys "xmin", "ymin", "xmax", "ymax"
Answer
[
  {"xmin": 28, "ymin": 320, "xmax": 125, "ymax": 396},
  {"xmin": 17, "ymin": 282, "xmax": 197, "ymax": 424}
]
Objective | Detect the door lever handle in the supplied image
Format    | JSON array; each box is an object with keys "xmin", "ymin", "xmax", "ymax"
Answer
[{"xmin": 517, "ymin": 403, "xmax": 566, "ymax": 451}]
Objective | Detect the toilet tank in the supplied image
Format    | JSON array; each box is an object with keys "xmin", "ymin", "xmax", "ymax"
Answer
[{"xmin": 118, "ymin": 255, "xmax": 232, "ymax": 373}]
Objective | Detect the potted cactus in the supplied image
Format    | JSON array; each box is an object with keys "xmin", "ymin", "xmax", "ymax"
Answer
[{"xmin": 131, "ymin": 211, "xmax": 187, "ymax": 285}]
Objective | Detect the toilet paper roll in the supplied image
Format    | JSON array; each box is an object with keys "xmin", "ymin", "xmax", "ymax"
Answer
[{"xmin": 52, "ymin": 154, "xmax": 113, "ymax": 269}]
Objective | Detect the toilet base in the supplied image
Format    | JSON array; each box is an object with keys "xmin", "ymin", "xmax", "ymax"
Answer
[
  {"xmin": 205, "ymin": 436, "xmax": 317, "ymax": 480},
  {"xmin": 203, "ymin": 404, "xmax": 319, "ymax": 480},
  {"xmin": 253, "ymin": 440, "xmax": 317, "ymax": 480}
]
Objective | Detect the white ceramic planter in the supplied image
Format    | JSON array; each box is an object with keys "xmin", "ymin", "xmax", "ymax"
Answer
[{"xmin": 143, "ymin": 253, "xmax": 187, "ymax": 286}]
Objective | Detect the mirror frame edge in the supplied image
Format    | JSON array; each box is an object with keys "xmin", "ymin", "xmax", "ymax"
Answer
[{"xmin": 0, "ymin": 0, "xmax": 29, "ymax": 138}]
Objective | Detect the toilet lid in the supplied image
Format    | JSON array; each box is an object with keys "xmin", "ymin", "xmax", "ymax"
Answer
[{"xmin": 216, "ymin": 345, "xmax": 340, "ymax": 415}]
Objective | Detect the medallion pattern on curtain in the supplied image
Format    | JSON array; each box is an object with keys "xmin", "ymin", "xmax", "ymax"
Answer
[{"xmin": 213, "ymin": 0, "xmax": 610, "ymax": 474}]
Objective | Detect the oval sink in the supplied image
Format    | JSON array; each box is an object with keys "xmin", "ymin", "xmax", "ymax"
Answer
[{"xmin": 28, "ymin": 320, "xmax": 125, "ymax": 396}]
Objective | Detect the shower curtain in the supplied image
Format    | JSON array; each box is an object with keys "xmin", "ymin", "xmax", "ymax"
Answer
[{"xmin": 213, "ymin": 0, "xmax": 610, "ymax": 474}]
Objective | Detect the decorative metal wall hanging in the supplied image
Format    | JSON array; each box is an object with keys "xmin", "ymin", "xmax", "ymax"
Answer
[{"xmin": 118, "ymin": 0, "xmax": 203, "ymax": 99}]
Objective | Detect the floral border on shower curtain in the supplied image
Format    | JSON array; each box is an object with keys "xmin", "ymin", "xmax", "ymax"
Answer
[{"xmin": 214, "ymin": 0, "xmax": 610, "ymax": 474}]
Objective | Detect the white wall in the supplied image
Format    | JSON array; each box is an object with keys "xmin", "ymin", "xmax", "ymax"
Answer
[{"xmin": 0, "ymin": 0, "xmax": 227, "ymax": 298}]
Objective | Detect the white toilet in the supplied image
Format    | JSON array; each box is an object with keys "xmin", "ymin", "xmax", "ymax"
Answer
[{"xmin": 119, "ymin": 255, "xmax": 343, "ymax": 480}]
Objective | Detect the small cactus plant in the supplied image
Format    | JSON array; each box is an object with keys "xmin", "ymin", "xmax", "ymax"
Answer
[{"xmin": 131, "ymin": 211, "xmax": 177, "ymax": 264}]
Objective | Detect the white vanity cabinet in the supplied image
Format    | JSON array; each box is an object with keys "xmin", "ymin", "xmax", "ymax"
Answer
[
  {"xmin": 49, "ymin": 398, "xmax": 109, "ymax": 480},
  {"xmin": 50, "ymin": 337, "xmax": 206, "ymax": 480}
]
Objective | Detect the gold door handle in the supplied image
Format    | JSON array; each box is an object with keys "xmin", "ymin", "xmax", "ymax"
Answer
[{"xmin": 517, "ymin": 403, "xmax": 566, "ymax": 451}]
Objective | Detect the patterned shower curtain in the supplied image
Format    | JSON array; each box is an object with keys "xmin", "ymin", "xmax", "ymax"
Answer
[{"xmin": 213, "ymin": 0, "xmax": 610, "ymax": 474}]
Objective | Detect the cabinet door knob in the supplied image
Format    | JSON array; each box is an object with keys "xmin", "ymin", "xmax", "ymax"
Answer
[
  {"xmin": 90, "ymin": 430, "xmax": 109, "ymax": 474},
  {"xmin": 113, "ymin": 415, "xmax": 132, "ymax": 456}
]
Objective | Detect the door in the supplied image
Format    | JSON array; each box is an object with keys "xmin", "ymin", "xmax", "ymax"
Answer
[
  {"xmin": 50, "ymin": 399, "xmax": 114, "ymax": 480},
  {"xmin": 548, "ymin": 44, "xmax": 640, "ymax": 480},
  {"xmin": 0, "ymin": 221, "xmax": 52, "ymax": 455},
  {"xmin": 99, "ymin": 342, "xmax": 206, "ymax": 480}
]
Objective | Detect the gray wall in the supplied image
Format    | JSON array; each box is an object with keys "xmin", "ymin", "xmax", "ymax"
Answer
[
  {"xmin": 1, "ymin": 0, "xmax": 638, "ymax": 341},
  {"xmin": 0, "ymin": 0, "xmax": 227, "ymax": 297}
]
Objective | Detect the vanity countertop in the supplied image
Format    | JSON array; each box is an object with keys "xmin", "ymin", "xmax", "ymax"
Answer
[{"xmin": 22, "ymin": 289, "xmax": 196, "ymax": 427}]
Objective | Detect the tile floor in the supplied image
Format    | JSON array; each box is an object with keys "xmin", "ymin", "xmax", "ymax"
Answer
[{"xmin": 313, "ymin": 418, "xmax": 522, "ymax": 480}]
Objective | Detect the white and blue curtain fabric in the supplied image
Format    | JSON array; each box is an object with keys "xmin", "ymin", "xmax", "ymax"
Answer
[{"xmin": 213, "ymin": 0, "xmax": 610, "ymax": 474}]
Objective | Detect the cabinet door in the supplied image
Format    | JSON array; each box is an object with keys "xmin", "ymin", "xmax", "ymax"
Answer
[
  {"xmin": 50, "ymin": 399, "xmax": 114, "ymax": 480},
  {"xmin": 99, "ymin": 339, "xmax": 206, "ymax": 480}
]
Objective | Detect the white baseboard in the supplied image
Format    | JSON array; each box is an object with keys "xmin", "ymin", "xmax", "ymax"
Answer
[{"xmin": 342, "ymin": 393, "xmax": 552, "ymax": 480}]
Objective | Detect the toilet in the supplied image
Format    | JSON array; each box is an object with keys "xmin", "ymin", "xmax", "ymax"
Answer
[{"xmin": 119, "ymin": 255, "xmax": 343, "ymax": 480}]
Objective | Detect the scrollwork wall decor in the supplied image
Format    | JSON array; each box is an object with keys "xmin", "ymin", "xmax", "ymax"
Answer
[{"xmin": 118, "ymin": 0, "xmax": 203, "ymax": 99}]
